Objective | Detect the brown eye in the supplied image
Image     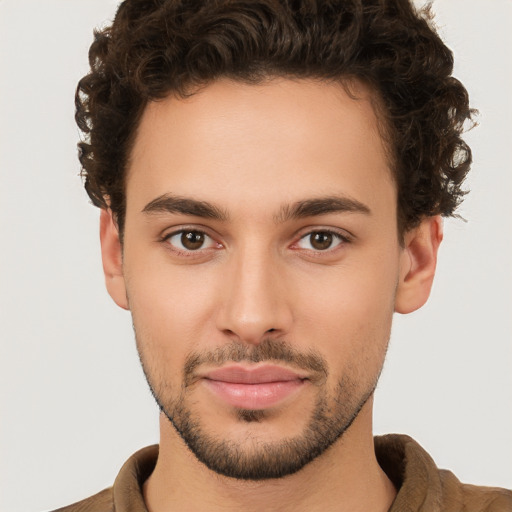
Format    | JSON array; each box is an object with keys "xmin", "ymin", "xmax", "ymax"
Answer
[
  {"xmin": 166, "ymin": 230, "xmax": 215, "ymax": 252},
  {"xmin": 181, "ymin": 231, "xmax": 205, "ymax": 250},
  {"xmin": 296, "ymin": 231, "xmax": 344, "ymax": 251},
  {"xmin": 310, "ymin": 232, "xmax": 333, "ymax": 250}
]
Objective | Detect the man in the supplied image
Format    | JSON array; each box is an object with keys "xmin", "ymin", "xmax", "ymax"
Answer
[{"xmin": 49, "ymin": 0, "xmax": 510, "ymax": 510}]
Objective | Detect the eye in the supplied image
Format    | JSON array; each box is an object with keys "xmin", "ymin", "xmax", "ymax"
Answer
[
  {"xmin": 165, "ymin": 230, "xmax": 217, "ymax": 252},
  {"xmin": 296, "ymin": 230, "xmax": 345, "ymax": 251}
]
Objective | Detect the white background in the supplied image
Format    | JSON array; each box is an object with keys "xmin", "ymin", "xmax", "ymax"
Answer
[{"xmin": 0, "ymin": 1, "xmax": 510, "ymax": 510}]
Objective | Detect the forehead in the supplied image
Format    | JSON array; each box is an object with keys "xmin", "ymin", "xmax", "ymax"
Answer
[{"xmin": 126, "ymin": 78, "xmax": 395, "ymax": 217}]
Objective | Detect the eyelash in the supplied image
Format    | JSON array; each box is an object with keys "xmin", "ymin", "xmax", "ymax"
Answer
[
  {"xmin": 160, "ymin": 227, "xmax": 352, "ymax": 257},
  {"xmin": 293, "ymin": 229, "xmax": 351, "ymax": 253},
  {"xmin": 161, "ymin": 228, "xmax": 220, "ymax": 257}
]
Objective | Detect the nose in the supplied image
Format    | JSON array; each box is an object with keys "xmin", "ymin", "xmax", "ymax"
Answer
[{"xmin": 215, "ymin": 247, "xmax": 293, "ymax": 345}]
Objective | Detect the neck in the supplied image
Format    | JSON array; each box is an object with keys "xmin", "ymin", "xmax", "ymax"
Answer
[
  {"xmin": 144, "ymin": 399, "xmax": 396, "ymax": 512},
  {"xmin": 143, "ymin": 399, "xmax": 396, "ymax": 512}
]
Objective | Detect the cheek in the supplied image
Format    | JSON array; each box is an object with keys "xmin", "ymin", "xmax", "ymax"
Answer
[
  {"xmin": 124, "ymin": 258, "xmax": 223, "ymax": 358},
  {"xmin": 294, "ymin": 258, "xmax": 398, "ymax": 373}
]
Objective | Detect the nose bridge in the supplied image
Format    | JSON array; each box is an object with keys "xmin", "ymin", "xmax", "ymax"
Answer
[{"xmin": 217, "ymin": 240, "xmax": 291, "ymax": 343}]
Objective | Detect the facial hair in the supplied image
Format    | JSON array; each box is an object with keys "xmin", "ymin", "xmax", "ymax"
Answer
[{"xmin": 137, "ymin": 337, "xmax": 380, "ymax": 480}]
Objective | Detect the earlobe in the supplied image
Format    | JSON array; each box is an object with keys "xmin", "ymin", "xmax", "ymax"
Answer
[
  {"xmin": 99, "ymin": 209, "xmax": 129, "ymax": 310},
  {"xmin": 394, "ymin": 216, "xmax": 443, "ymax": 314}
]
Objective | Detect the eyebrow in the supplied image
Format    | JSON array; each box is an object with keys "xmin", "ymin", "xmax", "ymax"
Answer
[
  {"xmin": 142, "ymin": 194, "xmax": 229, "ymax": 221},
  {"xmin": 142, "ymin": 193, "xmax": 371, "ymax": 223},
  {"xmin": 274, "ymin": 196, "xmax": 371, "ymax": 223}
]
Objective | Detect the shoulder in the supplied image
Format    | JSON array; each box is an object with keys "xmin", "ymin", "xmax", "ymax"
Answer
[
  {"xmin": 50, "ymin": 487, "xmax": 113, "ymax": 512},
  {"xmin": 48, "ymin": 445, "xmax": 157, "ymax": 512},
  {"xmin": 439, "ymin": 469, "xmax": 512, "ymax": 512},
  {"xmin": 375, "ymin": 434, "xmax": 512, "ymax": 512}
]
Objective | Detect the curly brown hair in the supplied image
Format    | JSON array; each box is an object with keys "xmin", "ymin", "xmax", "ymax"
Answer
[{"xmin": 76, "ymin": 0, "xmax": 475, "ymax": 236}]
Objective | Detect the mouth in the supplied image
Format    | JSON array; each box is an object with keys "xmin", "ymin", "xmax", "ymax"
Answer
[{"xmin": 200, "ymin": 364, "xmax": 308, "ymax": 410}]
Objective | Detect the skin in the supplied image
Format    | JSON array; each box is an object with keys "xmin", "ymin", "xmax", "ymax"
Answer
[{"xmin": 100, "ymin": 78, "xmax": 442, "ymax": 511}]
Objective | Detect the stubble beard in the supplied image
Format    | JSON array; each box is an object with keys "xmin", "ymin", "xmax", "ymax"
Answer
[{"xmin": 137, "ymin": 338, "xmax": 381, "ymax": 481}]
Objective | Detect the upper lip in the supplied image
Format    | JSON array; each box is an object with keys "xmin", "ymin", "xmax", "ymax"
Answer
[{"xmin": 201, "ymin": 364, "xmax": 307, "ymax": 384}]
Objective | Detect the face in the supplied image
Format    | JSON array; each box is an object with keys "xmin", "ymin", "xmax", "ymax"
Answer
[{"xmin": 103, "ymin": 78, "xmax": 435, "ymax": 480}]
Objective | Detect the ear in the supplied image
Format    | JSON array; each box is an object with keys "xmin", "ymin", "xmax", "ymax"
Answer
[
  {"xmin": 99, "ymin": 209, "xmax": 129, "ymax": 310},
  {"xmin": 394, "ymin": 216, "xmax": 443, "ymax": 314}
]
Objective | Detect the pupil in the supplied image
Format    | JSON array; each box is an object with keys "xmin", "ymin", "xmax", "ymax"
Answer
[
  {"xmin": 311, "ymin": 232, "xmax": 332, "ymax": 250},
  {"xmin": 182, "ymin": 231, "xmax": 204, "ymax": 250}
]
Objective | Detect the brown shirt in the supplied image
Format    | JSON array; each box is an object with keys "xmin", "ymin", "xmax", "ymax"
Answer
[{"xmin": 53, "ymin": 434, "xmax": 512, "ymax": 512}]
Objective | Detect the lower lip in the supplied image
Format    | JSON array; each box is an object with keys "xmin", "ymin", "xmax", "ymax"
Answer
[{"xmin": 203, "ymin": 379, "xmax": 306, "ymax": 410}]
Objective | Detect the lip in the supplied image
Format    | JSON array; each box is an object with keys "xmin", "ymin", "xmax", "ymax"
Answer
[
  {"xmin": 200, "ymin": 364, "xmax": 308, "ymax": 410},
  {"xmin": 202, "ymin": 364, "xmax": 307, "ymax": 383}
]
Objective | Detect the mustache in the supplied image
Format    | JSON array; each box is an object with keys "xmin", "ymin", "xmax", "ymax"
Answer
[{"xmin": 184, "ymin": 338, "xmax": 328, "ymax": 385}]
